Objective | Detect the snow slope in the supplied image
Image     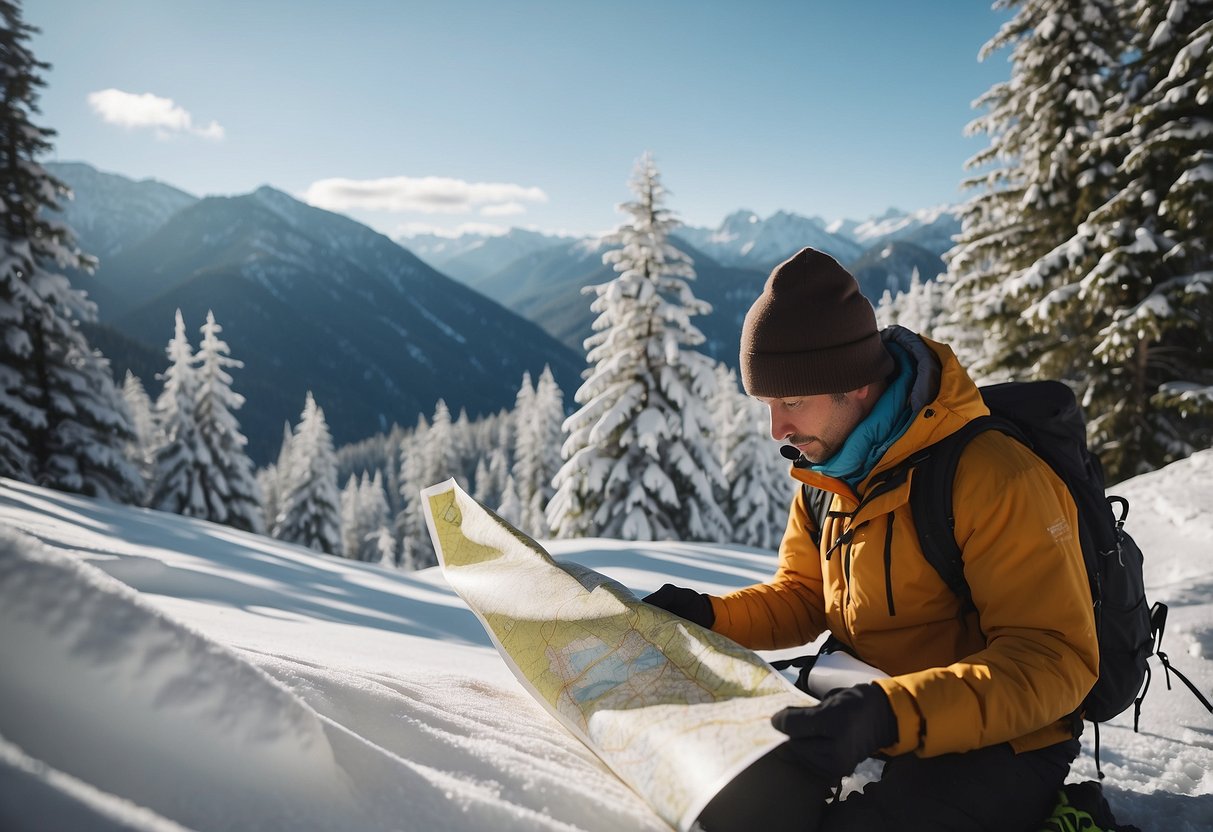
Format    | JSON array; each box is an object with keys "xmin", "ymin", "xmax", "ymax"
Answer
[{"xmin": 2, "ymin": 452, "xmax": 1212, "ymax": 830}]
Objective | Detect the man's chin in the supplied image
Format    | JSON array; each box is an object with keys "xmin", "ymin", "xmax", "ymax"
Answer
[{"xmin": 793, "ymin": 443, "xmax": 826, "ymax": 464}]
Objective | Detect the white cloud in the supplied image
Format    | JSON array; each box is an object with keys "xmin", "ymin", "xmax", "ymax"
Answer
[
  {"xmin": 87, "ymin": 89, "xmax": 225, "ymax": 140},
  {"xmin": 392, "ymin": 221, "xmax": 510, "ymax": 239},
  {"xmin": 480, "ymin": 201, "xmax": 527, "ymax": 217},
  {"xmin": 302, "ymin": 175, "xmax": 547, "ymax": 216}
]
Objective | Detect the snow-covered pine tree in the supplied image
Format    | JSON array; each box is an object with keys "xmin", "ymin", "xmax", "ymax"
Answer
[
  {"xmin": 257, "ymin": 421, "xmax": 294, "ymax": 533},
  {"xmin": 395, "ymin": 415, "xmax": 428, "ymax": 570},
  {"xmin": 342, "ymin": 473, "xmax": 393, "ymax": 562},
  {"xmin": 547, "ymin": 152, "xmax": 728, "ymax": 542},
  {"xmin": 510, "ymin": 367, "xmax": 564, "ymax": 536},
  {"xmin": 509, "ymin": 371, "xmax": 537, "ymax": 522},
  {"xmin": 274, "ymin": 392, "xmax": 341, "ymax": 555},
  {"xmin": 340, "ymin": 471, "xmax": 395, "ymax": 563},
  {"xmin": 1009, "ymin": 0, "xmax": 1213, "ymax": 479},
  {"xmin": 709, "ymin": 363, "xmax": 742, "ymax": 508},
  {"xmin": 399, "ymin": 399, "xmax": 459, "ymax": 569},
  {"xmin": 945, "ymin": 0, "xmax": 1125, "ymax": 381},
  {"xmin": 497, "ymin": 474, "xmax": 522, "ymax": 526},
  {"xmin": 340, "ymin": 474, "xmax": 361, "ymax": 558},
  {"xmin": 0, "ymin": 1, "xmax": 141, "ymax": 501},
  {"xmin": 335, "ymin": 422, "xmax": 408, "ymax": 519},
  {"xmin": 194, "ymin": 310, "xmax": 263, "ymax": 532},
  {"xmin": 712, "ymin": 366, "xmax": 789, "ymax": 550},
  {"xmin": 121, "ymin": 370, "xmax": 157, "ymax": 486},
  {"xmin": 519, "ymin": 365, "xmax": 564, "ymax": 536},
  {"xmin": 371, "ymin": 526, "xmax": 397, "ymax": 567},
  {"xmin": 148, "ymin": 310, "xmax": 211, "ymax": 517},
  {"xmin": 426, "ymin": 399, "xmax": 458, "ymax": 486},
  {"xmin": 360, "ymin": 470, "xmax": 394, "ymax": 564},
  {"xmin": 471, "ymin": 457, "xmax": 492, "ymax": 506},
  {"xmin": 876, "ymin": 268, "xmax": 949, "ymax": 337},
  {"xmin": 474, "ymin": 445, "xmax": 510, "ymax": 511},
  {"xmin": 451, "ymin": 407, "xmax": 475, "ymax": 486}
]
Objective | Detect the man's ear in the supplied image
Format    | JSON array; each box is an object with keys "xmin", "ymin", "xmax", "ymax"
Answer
[{"xmin": 851, "ymin": 383, "xmax": 877, "ymax": 403}]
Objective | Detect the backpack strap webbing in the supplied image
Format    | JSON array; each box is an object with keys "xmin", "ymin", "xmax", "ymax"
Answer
[
  {"xmin": 907, "ymin": 415, "xmax": 1031, "ymax": 615},
  {"xmin": 798, "ymin": 414, "xmax": 1028, "ymax": 610},
  {"xmin": 804, "ymin": 484, "xmax": 833, "ymax": 548}
]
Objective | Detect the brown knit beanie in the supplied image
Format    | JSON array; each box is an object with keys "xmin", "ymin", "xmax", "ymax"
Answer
[{"xmin": 740, "ymin": 247, "xmax": 894, "ymax": 397}]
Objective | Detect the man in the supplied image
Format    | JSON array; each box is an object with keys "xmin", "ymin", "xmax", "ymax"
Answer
[{"xmin": 646, "ymin": 248, "xmax": 1099, "ymax": 831}]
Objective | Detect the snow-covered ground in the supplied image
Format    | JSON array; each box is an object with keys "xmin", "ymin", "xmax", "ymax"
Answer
[{"xmin": 2, "ymin": 452, "xmax": 1212, "ymax": 831}]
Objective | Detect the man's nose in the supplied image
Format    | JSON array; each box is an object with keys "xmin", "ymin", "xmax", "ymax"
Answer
[{"xmin": 768, "ymin": 411, "xmax": 789, "ymax": 442}]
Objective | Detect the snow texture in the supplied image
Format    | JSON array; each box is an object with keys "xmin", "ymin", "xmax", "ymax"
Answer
[{"xmin": 2, "ymin": 450, "xmax": 1212, "ymax": 830}]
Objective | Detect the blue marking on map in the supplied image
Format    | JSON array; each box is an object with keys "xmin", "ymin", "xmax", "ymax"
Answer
[
  {"xmin": 569, "ymin": 644, "xmax": 667, "ymax": 703},
  {"xmin": 566, "ymin": 643, "xmax": 609, "ymax": 674}
]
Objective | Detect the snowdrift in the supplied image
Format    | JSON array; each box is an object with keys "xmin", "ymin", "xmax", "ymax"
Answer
[{"xmin": 2, "ymin": 452, "xmax": 1212, "ymax": 830}]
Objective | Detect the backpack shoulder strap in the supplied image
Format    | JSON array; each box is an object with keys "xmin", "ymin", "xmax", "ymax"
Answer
[
  {"xmin": 801, "ymin": 483, "xmax": 834, "ymax": 548},
  {"xmin": 909, "ymin": 415, "xmax": 1030, "ymax": 613}
]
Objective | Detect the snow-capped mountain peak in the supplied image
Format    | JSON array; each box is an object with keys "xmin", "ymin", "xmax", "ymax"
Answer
[
  {"xmin": 851, "ymin": 204, "xmax": 960, "ymax": 247},
  {"xmin": 677, "ymin": 209, "xmax": 862, "ymax": 270}
]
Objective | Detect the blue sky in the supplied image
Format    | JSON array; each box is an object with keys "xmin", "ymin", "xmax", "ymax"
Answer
[{"xmin": 29, "ymin": 1, "xmax": 1011, "ymax": 238}]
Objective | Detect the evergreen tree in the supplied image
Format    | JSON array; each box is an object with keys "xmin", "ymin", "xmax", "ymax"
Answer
[
  {"xmin": 399, "ymin": 399, "xmax": 458, "ymax": 569},
  {"xmin": 946, "ymin": 0, "xmax": 1125, "ymax": 381},
  {"xmin": 194, "ymin": 310, "xmax": 263, "ymax": 532},
  {"xmin": 949, "ymin": 0, "xmax": 1212, "ymax": 479},
  {"xmin": 712, "ymin": 366, "xmax": 788, "ymax": 549},
  {"xmin": 340, "ymin": 474, "xmax": 361, "ymax": 558},
  {"xmin": 395, "ymin": 415, "xmax": 428, "ymax": 570},
  {"xmin": 425, "ymin": 399, "xmax": 458, "ymax": 486},
  {"xmin": 1010, "ymin": 0, "xmax": 1213, "ymax": 479},
  {"xmin": 471, "ymin": 457, "xmax": 494, "ymax": 506},
  {"xmin": 340, "ymin": 471, "xmax": 395, "ymax": 563},
  {"xmin": 0, "ymin": 1, "xmax": 140, "ymax": 501},
  {"xmin": 335, "ymin": 422, "xmax": 407, "ymax": 518},
  {"xmin": 876, "ymin": 269, "xmax": 948, "ymax": 337},
  {"xmin": 121, "ymin": 370, "xmax": 157, "ymax": 487},
  {"xmin": 509, "ymin": 366, "xmax": 565, "ymax": 536},
  {"xmin": 148, "ymin": 310, "xmax": 211, "ymax": 517},
  {"xmin": 274, "ymin": 392, "xmax": 340, "ymax": 555},
  {"xmin": 520, "ymin": 365, "xmax": 564, "ymax": 536},
  {"xmin": 497, "ymin": 474, "xmax": 522, "ymax": 527},
  {"xmin": 547, "ymin": 153, "xmax": 728, "ymax": 541},
  {"xmin": 257, "ymin": 422, "xmax": 294, "ymax": 533},
  {"xmin": 474, "ymin": 445, "xmax": 509, "ymax": 510},
  {"xmin": 725, "ymin": 394, "xmax": 792, "ymax": 550},
  {"xmin": 451, "ymin": 407, "xmax": 474, "ymax": 485},
  {"xmin": 360, "ymin": 470, "xmax": 395, "ymax": 565},
  {"xmin": 509, "ymin": 371, "xmax": 536, "ymax": 520}
]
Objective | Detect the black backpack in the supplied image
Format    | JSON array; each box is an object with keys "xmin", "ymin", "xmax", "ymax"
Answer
[{"xmin": 801, "ymin": 380, "xmax": 1211, "ymax": 740}]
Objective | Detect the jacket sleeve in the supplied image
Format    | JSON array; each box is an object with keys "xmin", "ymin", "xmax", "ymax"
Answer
[
  {"xmin": 875, "ymin": 434, "xmax": 1100, "ymax": 757},
  {"xmin": 708, "ymin": 487, "xmax": 830, "ymax": 650}
]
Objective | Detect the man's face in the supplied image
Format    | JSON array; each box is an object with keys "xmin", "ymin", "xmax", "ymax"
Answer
[{"xmin": 755, "ymin": 391, "xmax": 868, "ymax": 464}]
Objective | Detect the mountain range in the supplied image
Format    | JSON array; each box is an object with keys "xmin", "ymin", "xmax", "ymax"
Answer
[
  {"xmin": 401, "ymin": 205, "xmax": 960, "ymax": 356},
  {"xmin": 48, "ymin": 162, "xmax": 960, "ymax": 464},
  {"xmin": 49, "ymin": 163, "xmax": 584, "ymax": 465}
]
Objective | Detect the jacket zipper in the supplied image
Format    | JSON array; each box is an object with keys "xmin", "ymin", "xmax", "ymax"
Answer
[
  {"xmin": 842, "ymin": 520, "xmax": 869, "ymax": 617},
  {"xmin": 843, "ymin": 536, "xmax": 853, "ymax": 613},
  {"xmin": 884, "ymin": 513, "xmax": 896, "ymax": 616}
]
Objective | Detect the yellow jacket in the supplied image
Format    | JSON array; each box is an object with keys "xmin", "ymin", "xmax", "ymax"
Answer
[{"xmin": 710, "ymin": 334, "xmax": 1099, "ymax": 757}]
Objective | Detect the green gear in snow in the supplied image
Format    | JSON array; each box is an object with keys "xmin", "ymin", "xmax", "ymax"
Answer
[{"xmin": 1036, "ymin": 782, "xmax": 1141, "ymax": 832}]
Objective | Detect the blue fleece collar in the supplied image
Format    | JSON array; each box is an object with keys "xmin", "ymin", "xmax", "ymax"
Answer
[{"xmin": 810, "ymin": 342, "xmax": 914, "ymax": 489}]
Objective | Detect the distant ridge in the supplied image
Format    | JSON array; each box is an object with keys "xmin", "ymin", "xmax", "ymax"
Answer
[
  {"xmin": 48, "ymin": 163, "xmax": 583, "ymax": 464},
  {"xmin": 397, "ymin": 206, "xmax": 961, "ymax": 358}
]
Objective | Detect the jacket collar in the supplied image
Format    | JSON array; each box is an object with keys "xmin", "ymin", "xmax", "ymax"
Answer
[{"xmin": 789, "ymin": 328, "xmax": 989, "ymax": 501}]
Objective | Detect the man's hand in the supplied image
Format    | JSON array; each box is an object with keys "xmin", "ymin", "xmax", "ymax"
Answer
[
  {"xmin": 642, "ymin": 583, "xmax": 715, "ymax": 629},
  {"xmin": 771, "ymin": 683, "xmax": 898, "ymax": 780}
]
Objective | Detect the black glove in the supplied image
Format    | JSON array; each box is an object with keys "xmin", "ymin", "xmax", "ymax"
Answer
[
  {"xmin": 642, "ymin": 583, "xmax": 715, "ymax": 629},
  {"xmin": 771, "ymin": 683, "xmax": 898, "ymax": 780}
]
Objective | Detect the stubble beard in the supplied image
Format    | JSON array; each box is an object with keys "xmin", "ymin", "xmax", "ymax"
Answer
[{"xmin": 789, "ymin": 434, "xmax": 836, "ymax": 464}]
